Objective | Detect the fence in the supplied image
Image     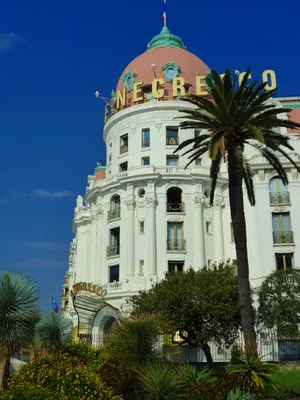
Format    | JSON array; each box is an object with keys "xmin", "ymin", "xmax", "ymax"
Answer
[{"xmin": 75, "ymin": 332, "xmax": 300, "ymax": 364}]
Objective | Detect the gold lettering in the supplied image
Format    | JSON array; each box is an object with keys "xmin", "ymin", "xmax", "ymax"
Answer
[
  {"xmin": 196, "ymin": 76, "xmax": 208, "ymax": 96},
  {"xmin": 133, "ymin": 81, "xmax": 143, "ymax": 102},
  {"xmin": 172, "ymin": 77, "xmax": 186, "ymax": 97},
  {"xmin": 238, "ymin": 71, "xmax": 252, "ymax": 86},
  {"xmin": 152, "ymin": 78, "xmax": 164, "ymax": 99},
  {"xmin": 116, "ymin": 88, "xmax": 127, "ymax": 108},
  {"xmin": 262, "ymin": 70, "xmax": 277, "ymax": 91}
]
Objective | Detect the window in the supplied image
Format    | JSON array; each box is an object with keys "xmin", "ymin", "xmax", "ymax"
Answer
[
  {"xmin": 272, "ymin": 212, "xmax": 293, "ymax": 244},
  {"xmin": 139, "ymin": 221, "xmax": 145, "ymax": 234},
  {"xmin": 166, "ymin": 155, "xmax": 179, "ymax": 166},
  {"xmin": 195, "ymin": 158, "xmax": 202, "ymax": 166},
  {"xmin": 142, "ymin": 129, "xmax": 150, "ymax": 148},
  {"xmin": 139, "ymin": 260, "xmax": 144, "ymax": 275},
  {"xmin": 119, "ymin": 161, "xmax": 128, "ymax": 172},
  {"xmin": 109, "ymin": 265, "xmax": 120, "ymax": 282},
  {"xmin": 166, "ymin": 187, "xmax": 184, "ymax": 212},
  {"xmin": 167, "ymin": 222, "xmax": 185, "ymax": 251},
  {"xmin": 206, "ymin": 221, "xmax": 212, "ymax": 234},
  {"xmin": 194, "ymin": 130, "xmax": 200, "ymax": 138},
  {"xmin": 230, "ymin": 222, "xmax": 234, "ymax": 243},
  {"xmin": 108, "ymin": 195, "xmax": 121, "ymax": 221},
  {"xmin": 142, "ymin": 156, "xmax": 150, "ymax": 166},
  {"xmin": 168, "ymin": 261, "xmax": 184, "ymax": 273},
  {"xmin": 275, "ymin": 253, "xmax": 293, "ymax": 270},
  {"xmin": 145, "ymin": 91, "xmax": 153, "ymax": 102},
  {"xmin": 120, "ymin": 134, "xmax": 128, "ymax": 154},
  {"xmin": 107, "ymin": 228, "xmax": 120, "ymax": 257},
  {"xmin": 269, "ymin": 176, "xmax": 290, "ymax": 205},
  {"xmin": 166, "ymin": 127, "xmax": 179, "ymax": 145}
]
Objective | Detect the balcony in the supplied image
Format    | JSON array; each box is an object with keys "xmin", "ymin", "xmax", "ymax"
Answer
[
  {"xmin": 166, "ymin": 202, "xmax": 185, "ymax": 213},
  {"xmin": 270, "ymin": 191, "xmax": 290, "ymax": 205},
  {"xmin": 167, "ymin": 239, "xmax": 186, "ymax": 251},
  {"xmin": 273, "ymin": 231, "xmax": 294, "ymax": 244},
  {"xmin": 120, "ymin": 144, "xmax": 128, "ymax": 154},
  {"xmin": 108, "ymin": 208, "xmax": 121, "ymax": 221},
  {"xmin": 107, "ymin": 245, "xmax": 120, "ymax": 258}
]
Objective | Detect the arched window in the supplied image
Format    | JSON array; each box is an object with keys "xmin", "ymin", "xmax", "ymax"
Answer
[
  {"xmin": 269, "ymin": 177, "xmax": 290, "ymax": 205},
  {"xmin": 108, "ymin": 195, "xmax": 121, "ymax": 221},
  {"xmin": 166, "ymin": 187, "xmax": 184, "ymax": 213}
]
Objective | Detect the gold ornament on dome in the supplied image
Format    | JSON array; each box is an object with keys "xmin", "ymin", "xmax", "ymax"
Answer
[{"xmin": 71, "ymin": 282, "xmax": 107, "ymax": 299}]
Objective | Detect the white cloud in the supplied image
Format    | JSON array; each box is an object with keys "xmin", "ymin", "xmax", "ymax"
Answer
[
  {"xmin": 32, "ymin": 189, "xmax": 73, "ymax": 199},
  {"xmin": 0, "ymin": 33, "xmax": 27, "ymax": 52},
  {"xmin": 24, "ymin": 242, "xmax": 65, "ymax": 250}
]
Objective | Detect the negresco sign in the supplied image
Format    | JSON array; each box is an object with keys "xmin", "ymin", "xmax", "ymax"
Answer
[{"xmin": 115, "ymin": 70, "xmax": 276, "ymax": 110}]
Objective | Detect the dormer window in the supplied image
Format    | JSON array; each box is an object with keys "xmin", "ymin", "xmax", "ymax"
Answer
[
  {"xmin": 122, "ymin": 70, "xmax": 136, "ymax": 92},
  {"xmin": 162, "ymin": 59, "xmax": 180, "ymax": 83}
]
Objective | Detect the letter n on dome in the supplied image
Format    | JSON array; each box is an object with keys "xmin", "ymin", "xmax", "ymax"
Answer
[{"xmin": 116, "ymin": 88, "xmax": 127, "ymax": 109}]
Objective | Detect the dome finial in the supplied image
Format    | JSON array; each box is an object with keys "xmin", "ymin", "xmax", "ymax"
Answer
[{"xmin": 162, "ymin": 0, "xmax": 167, "ymax": 27}]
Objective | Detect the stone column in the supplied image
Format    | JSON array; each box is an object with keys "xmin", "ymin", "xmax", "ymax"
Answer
[
  {"xmin": 147, "ymin": 197, "xmax": 157, "ymax": 275},
  {"xmin": 213, "ymin": 198, "xmax": 225, "ymax": 262},
  {"xmin": 126, "ymin": 200, "xmax": 135, "ymax": 276},
  {"xmin": 95, "ymin": 206, "xmax": 104, "ymax": 284},
  {"xmin": 193, "ymin": 196, "xmax": 206, "ymax": 268},
  {"xmin": 89, "ymin": 210, "xmax": 97, "ymax": 283}
]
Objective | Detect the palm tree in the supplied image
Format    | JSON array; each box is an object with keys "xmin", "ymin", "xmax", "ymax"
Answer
[
  {"xmin": 175, "ymin": 68, "xmax": 300, "ymax": 355},
  {"xmin": 35, "ymin": 312, "xmax": 73, "ymax": 354},
  {"xmin": 0, "ymin": 272, "xmax": 39, "ymax": 389}
]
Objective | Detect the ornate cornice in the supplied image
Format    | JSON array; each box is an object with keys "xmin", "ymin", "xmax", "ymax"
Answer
[{"xmin": 125, "ymin": 199, "xmax": 135, "ymax": 209}]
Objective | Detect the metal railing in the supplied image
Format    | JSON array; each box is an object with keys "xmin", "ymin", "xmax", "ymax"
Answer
[
  {"xmin": 106, "ymin": 245, "xmax": 120, "ymax": 258},
  {"xmin": 166, "ymin": 136, "xmax": 179, "ymax": 145},
  {"xmin": 120, "ymin": 144, "xmax": 128, "ymax": 154},
  {"xmin": 273, "ymin": 231, "xmax": 294, "ymax": 244},
  {"xmin": 270, "ymin": 191, "xmax": 290, "ymax": 205},
  {"xmin": 108, "ymin": 208, "xmax": 121, "ymax": 221},
  {"xmin": 166, "ymin": 201, "xmax": 185, "ymax": 213},
  {"xmin": 167, "ymin": 239, "xmax": 186, "ymax": 251}
]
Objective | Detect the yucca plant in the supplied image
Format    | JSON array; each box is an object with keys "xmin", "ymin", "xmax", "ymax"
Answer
[
  {"xmin": 35, "ymin": 312, "xmax": 73, "ymax": 354},
  {"xmin": 0, "ymin": 272, "xmax": 39, "ymax": 389},
  {"xmin": 227, "ymin": 388, "xmax": 253, "ymax": 400},
  {"xmin": 175, "ymin": 68, "xmax": 300, "ymax": 355},
  {"xmin": 137, "ymin": 361, "xmax": 184, "ymax": 400},
  {"xmin": 228, "ymin": 354, "xmax": 279, "ymax": 390}
]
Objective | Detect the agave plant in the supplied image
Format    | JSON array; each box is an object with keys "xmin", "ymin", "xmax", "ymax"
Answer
[
  {"xmin": 0, "ymin": 272, "xmax": 39, "ymax": 389},
  {"xmin": 227, "ymin": 388, "xmax": 254, "ymax": 400},
  {"xmin": 35, "ymin": 312, "xmax": 73, "ymax": 354},
  {"xmin": 137, "ymin": 361, "xmax": 184, "ymax": 400},
  {"xmin": 228, "ymin": 354, "xmax": 279, "ymax": 390}
]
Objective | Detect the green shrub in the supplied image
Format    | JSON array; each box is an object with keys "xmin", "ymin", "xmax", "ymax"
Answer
[
  {"xmin": 180, "ymin": 365, "xmax": 216, "ymax": 385},
  {"xmin": 6, "ymin": 353, "xmax": 122, "ymax": 400},
  {"xmin": 63, "ymin": 341, "xmax": 105, "ymax": 372},
  {"xmin": 0, "ymin": 386, "xmax": 56, "ymax": 400},
  {"xmin": 230, "ymin": 344, "xmax": 242, "ymax": 365},
  {"xmin": 186, "ymin": 381, "xmax": 223, "ymax": 400},
  {"xmin": 98, "ymin": 360, "xmax": 138, "ymax": 399}
]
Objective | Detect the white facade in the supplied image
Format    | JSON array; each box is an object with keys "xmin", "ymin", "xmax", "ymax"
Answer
[{"xmin": 62, "ymin": 30, "xmax": 300, "ymax": 335}]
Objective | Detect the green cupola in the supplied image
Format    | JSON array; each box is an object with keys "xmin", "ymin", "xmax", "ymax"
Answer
[{"xmin": 147, "ymin": 26, "xmax": 185, "ymax": 51}]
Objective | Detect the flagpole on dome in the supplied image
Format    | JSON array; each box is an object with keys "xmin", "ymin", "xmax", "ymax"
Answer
[{"xmin": 162, "ymin": 0, "xmax": 167, "ymax": 27}]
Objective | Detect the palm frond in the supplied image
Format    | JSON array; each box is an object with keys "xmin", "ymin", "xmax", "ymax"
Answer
[
  {"xmin": 209, "ymin": 151, "xmax": 223, "ymax": 206},
  {"xmin": 242, "ymin": 157, "xmax": 255, "ymax": 206}
]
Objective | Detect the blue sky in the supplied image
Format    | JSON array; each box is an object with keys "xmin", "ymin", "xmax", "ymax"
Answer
[{"xmin": 1, "ymin": 0, "xmax": 300, "ymax": 311}]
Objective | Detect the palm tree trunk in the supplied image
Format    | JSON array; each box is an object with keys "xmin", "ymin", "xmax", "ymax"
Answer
[
  {"xmin": 0, "ymin": 352, "xmax": 10, "ymax": 390},
  {"xmin": 227, "ymin": 142, "xmax": 257, "ymax": 356}
]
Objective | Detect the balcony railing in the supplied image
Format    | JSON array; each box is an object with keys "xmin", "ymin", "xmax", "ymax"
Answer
[
  {"xmin": 273, "ymin": 231, "xmax": 294, "ymax": 244},
  {"xmin": 120, "ymin": 144, "xmax": 128, "ymax": 154},
  {"xmin": 107, "ymin": 245, "xmax": 120, "ymax": 258},
  {"xmin": 166, "ymin": 202, "xmax": 185, "ymax": 213},
  {"xmin": 167, "ymin": 239, "xmax": 186, "ymax": 251},
  {"xmin": 270, "ymin": 191, "xmax": 290, "ymax": 205},
  {"xmin": 108, "ymin": 208, "xmax": 121, "ymax": 221},
  {"xmin": 166, "ymin": 136, "xmax": 179, "ymax": 146}
]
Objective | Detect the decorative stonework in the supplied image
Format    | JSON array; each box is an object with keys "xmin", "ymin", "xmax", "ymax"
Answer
[
  {"xmin": 258, "ymin": 170, "xmax": 265, "ymax": 182},
  {"xmin": 167, "ymin": 215, "xmax": 184, "ymax": 222},
  {"xmin": 155, "ymin": 122, "xmax": 163, "ymax": 132},
  {"xmin": 273, "ymin": 205, "xmax": 288, "ymax": 212},
  {"xmin": 193, "ymin": 196, "xmax": 204, "ymax": 208},
  {"xmin": 165, "ymin": 181, "xmax": 180, "ymax": 191},
  {"xmin": 146, "ymin": 197, "xmax": 157, "ymax": 207},
  {"xmin": 76, "ymin": 195, "xmax": 83, "ymax": 208},
  {"xmin": 125, "ymin": 199, "xmax": 135, "ymax": 209}
]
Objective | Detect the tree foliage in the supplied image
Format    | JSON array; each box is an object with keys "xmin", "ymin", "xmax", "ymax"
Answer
[
  {"xmin": 128, "ymin": 262, "xmax": 241, "ymax": 361},
  {"xmin": 175, "ymin": 68, "xmax": 300, "ymax": 355},
  {"xmin": 258, "ymin": 269, "xmax": 300, "ymax": 337}
]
